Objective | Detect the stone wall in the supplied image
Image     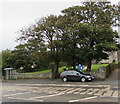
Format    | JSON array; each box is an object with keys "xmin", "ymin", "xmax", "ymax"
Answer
[
  {"xmin": 90, "ymin": 67, "xmax": 106, "ymax": 80},
  {"xmin": 17, "ymin": 72, "xmax": 52, "ymax": 79},
  {"xmin": 90, "ymin": 63, "xmax": 119, "ymax": 80},
  {"xmin": 5, "ymin": 62, "xmax": 120, "ymax": 80}
]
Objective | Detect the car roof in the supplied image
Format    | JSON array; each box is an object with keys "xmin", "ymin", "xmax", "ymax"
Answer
[
  {"xmin": 65, "ymin": 70, "xmax": 86, "ymax": 74},
  {"xmin": 63, "ymin": 70, "xmax": 77, "ymax": 73}
]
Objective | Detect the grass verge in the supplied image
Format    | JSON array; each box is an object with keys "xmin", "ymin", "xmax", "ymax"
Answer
[{"xmin": 25, "ymin": 63, "xmax": 109, "ymax": 74}]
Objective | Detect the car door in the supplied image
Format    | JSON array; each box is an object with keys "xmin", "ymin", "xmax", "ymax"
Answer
[
  {"xmin": 66, "ymin": 71, "xmax": 73, "ymax": 80},
  {"xmin": 71, "ymin": 71, "xmax": 81, "ymax": 81}
]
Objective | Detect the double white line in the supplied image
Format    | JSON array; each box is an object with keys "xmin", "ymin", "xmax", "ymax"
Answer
[{"xmin": 68, "ymin": 96, "xmax": 98, "ymax": 102}]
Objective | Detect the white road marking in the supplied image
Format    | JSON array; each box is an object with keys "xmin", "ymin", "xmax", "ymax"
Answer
[
  {"xmin": 80, "ymin": 88, "xmax": 93, "ymax": 95},
  {"xmin": 66, "ymin": 88, "xmax": 80, "ymax": 94},
  {"xmin": 94, "ymin": 89, "xmax": 107, "ymax": 96},
  {"xmin": 68, "ymin": 96, "xmax": 98, "ymax": 102},
  {"xmin": 44, "ymin": 89, "xmax": 56, "ymax": 94},
  {"xmin": 29, "ymin": 93, "xmax": 63, "ymax": 100},
  {"xmin": 7, "ymin": 97, "xmax": 22, "ymax": 100},
  {"xmin": 59, "ymin": 88, "xmax": 75, "ymax": 94},
  {"xmin": 16, "ymin": 84, "xmax": 110, "ymax": 88},
  {"xmin": 73, "ymin": 88, "xmax": 85, "ymax": 94},
  {"xmin": 87, "ymin": 89, "xmax": 99, "ymax": 95},
  {"xmin": 102, "ymin": 89, "xmax": 113, "ymax": 97},
  {"xmin": 112, "ymin": 90, "xmax": 118, "ymax": 97},
  {"xmin": 7, "ymin": 96, "xmax": 43, "ymax": 102},
  {"xmin": 3, "ymin": 92, "xmax": 31, "ymax": 97},
  {"xmin": 73, "ymin": 92, "xmax": 80, "ymax": 94},
  {"xmin": 73, "ymin": 88, "xmax": 86, "ymax": 94},
  {"xmin": 44, "ymin": 87, "xmax": 63, "ymax": 94}
]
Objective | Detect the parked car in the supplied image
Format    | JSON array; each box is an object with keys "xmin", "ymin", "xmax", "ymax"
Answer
[{"xmin": 60, "ymin": 70, "xmax": 94, "ymax": 82}]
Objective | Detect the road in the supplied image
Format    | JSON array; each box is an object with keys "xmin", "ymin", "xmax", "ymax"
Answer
[{"xmin": 2, "ymin": 69, "xmax": 119, "ymax": 103}]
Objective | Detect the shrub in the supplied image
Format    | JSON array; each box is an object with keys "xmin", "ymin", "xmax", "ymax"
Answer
[{"xmin": 48, "ymin": 63, "xmax": 56, "ymax": 69}]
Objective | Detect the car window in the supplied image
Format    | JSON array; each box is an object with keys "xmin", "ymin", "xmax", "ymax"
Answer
[
  {"xmin": 79, "ymin": 71, "xmax": 86, "ymax": 75},
  {"xmin": 62, "ymin": 71, "xmax": 67, "ymax": 74},
  {"xmin": 72, "ymin": 71, "xmax": 78, "ymax": 75},
  {"xmin": 66, "ymin": 71, "xmax": 73, "ymax": 75},
  {"xmin": 76, "ymin": 72, "xmax": 80, "ymax": 75},
  {"xmin": 71, "ymin": 71, "xmax": 80, "ymax": 75}
]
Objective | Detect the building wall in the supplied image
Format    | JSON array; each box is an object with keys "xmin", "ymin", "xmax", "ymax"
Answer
[
  {"xmin": 117, "ymin": 50, "xmax": 120, "ymax": 62},
  {"xmin": 101, "ymin": 51, "xmax": 118, "ymax": 63}
]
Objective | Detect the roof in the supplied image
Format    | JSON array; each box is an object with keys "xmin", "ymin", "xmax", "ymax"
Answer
[{"xmin": 4, "ymin": 68, "xmax": 14, "ymax": 70}]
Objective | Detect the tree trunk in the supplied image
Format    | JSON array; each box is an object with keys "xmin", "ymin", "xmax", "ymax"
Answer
[
  {"xmin": 73, "ymin": 64, "xmax": 76, "ymax": 70},
  {"xmin": 55, "ymin": 62, "xmax": 59, "ymax": 78},
  {"xmin": 72, "ymin": 56, "xmax": 76, "ymax": 70},
  {"xmin": 87, "ymin": 59, "xmax": 92, "ymax": 72},
  {"xmin": 52, "ymin": 68, "xmax": 56, "ymax": 79},
  {"xmin": 52, "ymin": 61, "xmax": 59, "ymax": 79}
]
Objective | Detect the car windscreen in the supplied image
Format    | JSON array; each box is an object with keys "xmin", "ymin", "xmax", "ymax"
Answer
[{"xmin": 78, "ymin": 71, "xmax": 87, "ymax": 75}]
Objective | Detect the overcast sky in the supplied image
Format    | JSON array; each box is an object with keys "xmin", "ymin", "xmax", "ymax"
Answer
[{"xmin": 0, "ymin": 0, "xmax": 120, "ymax": 51}]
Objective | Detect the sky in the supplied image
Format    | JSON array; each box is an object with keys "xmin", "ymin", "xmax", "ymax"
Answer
[{"xmin": 0, "ymin": 0, "xmax": 120, "ymax": 51}]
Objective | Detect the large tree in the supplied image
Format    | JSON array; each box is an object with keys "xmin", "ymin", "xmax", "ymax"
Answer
[
  {"xmin": 1, "ymin": 49, "xmax": 12, "ymax": 76},
  {"xmin": 60, "ymin": 1, "xmax": 119, "ymax": 71},
  {"xmin": 16, "ymin": 1, "xmax": 119, "ymax": 75},
  {"xmin": 2, "ymin": 49, "xmax": 12, "ymax": 69},
  {"xmin": 18, "ymin": 15, "xmax": 63, "ymax": 77},
  {"xmin": 11, "ymin": 41, "xmax": 48, "ymax": 72},
  {"xmin": 11, "ymin": 44, "xmax": 33, "ymax": 72},
  {"xmin": 35, "ymin": 15, "xmax": 63, "ymax": 78}
]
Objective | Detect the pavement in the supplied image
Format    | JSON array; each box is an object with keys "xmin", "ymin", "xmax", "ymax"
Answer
[{"xmin": 1, "ymin": 69, "xmax": 119, "ymax": 103}]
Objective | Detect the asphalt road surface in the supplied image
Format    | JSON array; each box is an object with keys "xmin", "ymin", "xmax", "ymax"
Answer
[{"xmin": 2, "ymin": 69, "xmax": 119, "ymax": 103}]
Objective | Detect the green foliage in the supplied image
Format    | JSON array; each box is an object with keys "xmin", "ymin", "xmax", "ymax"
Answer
[
  {"xmin": 2, "ymin": 49, "xmax": 12, "ymax": 69},
  {"xmin": 10, "ymin": 1, "xmax": 119, "ymax": 75},
  {"xmin": 60, "ymin": 2, "xmax": 119, "ymax": 71},
  {"xmin": 91, "ymin": 64, "xmax": 109, "ymax": 71},
  {"xmin": 26, "ymin": 69, "xmax": 51, "ymax": 74},
  {"xmin": 10, "ymin": 42, "xmax": 49, "ymax": 72},
  {"xmin": 25, "ymin": 63, "xmax": 109, "ymax": 74},
  {"xmin": 10, "ymin": 44, "xmax": 32, "ymax": 72},
  {"xmin": 1, "ymin": 49, "xmax": 13, "ymax": 76},
  {"xmin": 34, "ymin": 15, "xmax": 63, "ymax": 78}
]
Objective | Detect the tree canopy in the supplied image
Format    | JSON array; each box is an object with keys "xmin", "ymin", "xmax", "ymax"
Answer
[{"xmin": 2, "ymin": 1, "xmax": 119, "ymax": 77}]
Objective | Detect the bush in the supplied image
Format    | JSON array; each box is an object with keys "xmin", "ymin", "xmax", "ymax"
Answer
[
  {"xmin": 48, "ymin": 63, "xmax": 56, "ymax": 70},
  {"xmin": 59, "ymin": 62, "xmax": 67, "ymax": 67},
  {"xmin": 17, "ymin": 69, "xmax": 26, "ymax": 73}
]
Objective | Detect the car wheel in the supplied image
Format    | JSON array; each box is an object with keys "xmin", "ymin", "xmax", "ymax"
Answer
[
  {"xmin": 62, "ymin": 77, "xmax": 67, "ymax": 82},
  {"xmin": 81, "ymin": 77, "xmax": 86, "ymax": 82}
]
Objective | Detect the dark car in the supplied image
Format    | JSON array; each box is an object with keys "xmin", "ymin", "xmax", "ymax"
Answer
[{"xmin": 60, "ymin": 70, "xmax": 94, "ymax": 82}]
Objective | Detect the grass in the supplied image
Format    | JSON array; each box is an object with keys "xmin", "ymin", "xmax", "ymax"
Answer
[
  {"xmin": 58, "ymin": 66, "xmax": 71, "ymax": 73},
  {"xmin": 91, "ymin": 64, "xmax": 109, "ymax": 71},
  {"xmin": 26, "ymin": 69, "xmax": 51, "ymax": 74},
  {"xmin": 26, "ymin": 66, "xmax": 69, "ymax": 74},
  {"xmin": 25, "ymin": 63, "xmax": 109, "ymax": 74}
]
